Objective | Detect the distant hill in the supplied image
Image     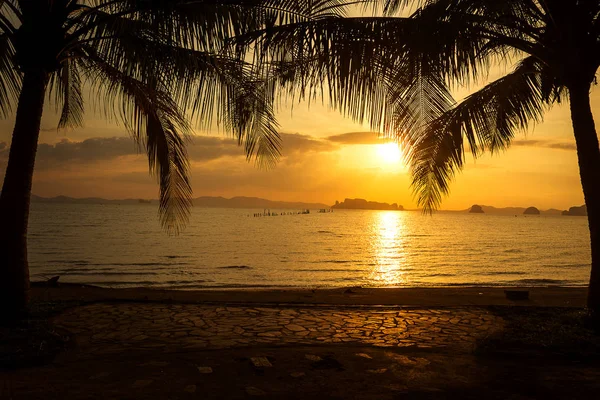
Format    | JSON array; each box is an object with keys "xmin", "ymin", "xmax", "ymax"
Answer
[
  {"xmin": 332, "ymin": 198, "xmax": 404, "ymax": 211},
  {"xmin": 461, "ymin": 205, "xmax": 564, "ymax": 216},
  {"xmin": 192, "ymin": 196, "xmax": 329, "ymax": 209},
  {"xmin": 468, "ymin": 205, "xmax": 484, "ymax": 213},
  {"xmin": 562, "ymin": 205, "xmax": 587, "ymax": 216},
  {"xmin": 31, "ymin": 195, "xmax": 329, "ymax": 210}
]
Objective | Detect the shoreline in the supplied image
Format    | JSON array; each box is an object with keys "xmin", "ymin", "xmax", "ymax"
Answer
[{"xmin": 31, "ymin": 284, "xmax": 588, "ymax": 308}]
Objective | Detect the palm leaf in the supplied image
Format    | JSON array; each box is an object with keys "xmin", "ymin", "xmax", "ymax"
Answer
[
  {"xmin": 79, "ymin": 46, "xmax": 192, "ymax": 233},
  {"xmin": 0, "ymin": 32, "xmax": 20, "ymax": 118},
  {"xmin": 408, "ymin": 56, "xmax": 553, "ymax": 212},
  {"xmin": 48, "ymin": 58, "xmax": 85, "ymax": 129}
]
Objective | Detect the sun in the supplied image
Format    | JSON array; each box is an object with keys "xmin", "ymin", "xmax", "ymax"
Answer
[{"xmin": 376, "ymin": 143, "xmax": 402, "ymax": 164}]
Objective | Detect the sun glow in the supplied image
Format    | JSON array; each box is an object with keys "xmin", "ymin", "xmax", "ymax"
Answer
[
  {"xmin": 376, "ymin": 143, "xmax": 402, "ymax": 164},
  {"xmin": 370, "ymin": 211, "xmax": 407, "ymax": 286}
]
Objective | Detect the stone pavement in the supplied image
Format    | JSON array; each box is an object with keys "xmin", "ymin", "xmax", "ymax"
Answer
[
  {"xmin": 5, "ymin": 303, "xmax": 600, "ymax": 399},
  {"xmin": 53, "ymin": 304, "xmax": 502, "ymax": 353}
]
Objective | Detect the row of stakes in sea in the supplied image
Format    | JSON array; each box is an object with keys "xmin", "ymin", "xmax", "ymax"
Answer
[{"xmin": 250, "ymin": 209, "xmax": 333, "ymax": 217}]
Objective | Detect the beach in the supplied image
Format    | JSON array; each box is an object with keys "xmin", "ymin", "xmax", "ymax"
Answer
[{"xmin": 31, "ymin": 284, "xmax": 588, "ymax": 307}]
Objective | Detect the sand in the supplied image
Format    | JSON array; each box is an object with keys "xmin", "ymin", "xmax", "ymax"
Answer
[{"xmin": 30, "ymin": 284, "xmax": 588, "ymax": 307}]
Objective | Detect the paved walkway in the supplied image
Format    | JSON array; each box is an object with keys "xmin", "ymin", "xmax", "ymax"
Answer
[
  {"xmin": 6, "ymin": 303, "xmax": 600, "ymax": 399},
  {"xmin": 54, "ymin": 304, "xmax": 503, "ymax": 353}
]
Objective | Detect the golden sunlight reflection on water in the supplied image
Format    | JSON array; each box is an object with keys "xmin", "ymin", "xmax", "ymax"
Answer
[
  {"xmin": 28, "ymin": 205, "xmax": 592, "ymax": 288},
  {"xmin": 369, "ymin": 211, "xmax": 408, "ymax": 286}
]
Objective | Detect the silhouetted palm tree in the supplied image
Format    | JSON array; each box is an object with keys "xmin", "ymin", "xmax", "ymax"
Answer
[
  {"xmin": 246, "ymin": 0, "xmax": 600, "ymax": 315},
  {"xmin": 0, "ymin": 0, "xmax": 345, "ymax": 317}
]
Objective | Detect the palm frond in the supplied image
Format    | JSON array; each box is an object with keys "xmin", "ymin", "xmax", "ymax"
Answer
[
  {"xmin": 0, "ymin": 0, "xmax": 20, "ymax": 35},
  {"xmin": 242, "ymin": 1, "xmax": 496, "ymax": 122},
  {"xmin": 408, "ymin": 56, "xmax": 553, "ymax": 212},
  {"xmin": 146, "ymin": 111, "xmax": 193, "ymax": 234},
  {"xmin": 80, "ymin": 46, "xmax": 192, "ymax": 233},
  {"xmin": 48, "ymin": 58, "xmax": 85, "ymax": 129},
  {"xmin": 0, "ymin": 32, "xmax": 20, "ymax": 118},
  {"xmin": 73, "ymin": 0, "xmax": 352, "ymax": 53},
  {"xmin": 384, "ymin": 63, "xmax": 455, "ymax": 139},
  {"xmin": 54, "ymin": 0, "xmax": 331, "ymax": 230},
  {"xmin": 83, "ymin": 27, "xmax": 282, "ymax": 166}
]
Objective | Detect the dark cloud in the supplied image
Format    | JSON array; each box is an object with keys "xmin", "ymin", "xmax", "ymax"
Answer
[
  {"xmin": 326, "ymin": 131, "xmax": 390, "ymax": 145},
  {"xmin": 512, "ymin": 139, "xmax": 542, "ymax": 147},
  {"xmin": 186, "ymin": 137, "xmax": 243, "ymax": 161},
  {"xmin": 281, "ymin": 133, "xmax": 337, "ymax": 153},
  {"xmin": 547, "ymin": 142, "xmax": 577, "ymax": 151},
  {"xmin": 37, "ymin": 137, "xmax": 137, "ymax": 162},
  {"xmin": 1, "ymin": 132, "xmax": 335, "ymax": 172},
  {"xmin": 512, "ymin": 139, "xmax": 576, "ymax": 151}
]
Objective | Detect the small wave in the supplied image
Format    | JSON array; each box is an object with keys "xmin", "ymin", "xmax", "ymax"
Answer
[
  {"xmin": 510, "ymin": 278, "xmax": 568, "ymax": 285},
  {"xmin": 77, "ymin": 279, "xmax": 214, "ymax": 286},
  {"xmin": 56, "ymin": 271, "xmax": 163, "ymax": 276},
  {"xmin": 320, "ymin": 276, "xmax": 363, "ymax": 282},
  {"xmin": 47, "ymin": 260, "xmax": 90, "ymax": 265},
  {"xmin": 57, "ymin": 267, "xmax": 114, "ymax": 272},
  {"xmin": 503, "ymin": 249, "xmax": 523, "ymax": 254},
  {"xmin": 217, "ymin": 265, "xmax": 252, "ymax": 270},
  {"xmin": 308, "ymin": 260, "xmax": 360, "ymax": 264},
  {"xmin": 317, "ymin": 230, "xmax": 335, "ymax": 234},
  {"xmin": 475, "ymin": 271, "xmax": 526, "ymax": 276},
  {"xmin": 163, "ymin": 255, "xmax": 190, "ymax": 259},
  {"xmin": 84, "ymin": 262, "xmax": 191, "ymax": 267},
  {"xmin": 294, "ymin": 268, "xmax": 364, "ymax": 273},
  {"xmin": 405, "ymin": 281, "xmax": 583, "ymax": 287},
  {"xmin": 546, "ymin": 263, "xmax": 590, "ymax": 269}
]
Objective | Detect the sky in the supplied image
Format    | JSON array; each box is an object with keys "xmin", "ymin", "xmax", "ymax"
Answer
[
  {"xmin": 0, "ymin": 4, "xmax": 596, "ymax": 211},
  {"xmin": 0, "ymin": 85, "xmax": 593, "ymax": 211}
]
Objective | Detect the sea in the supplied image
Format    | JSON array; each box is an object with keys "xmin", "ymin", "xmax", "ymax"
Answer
[{"xmin": 28, "ymin": 203, "xmax": 592, "ymax": 289}]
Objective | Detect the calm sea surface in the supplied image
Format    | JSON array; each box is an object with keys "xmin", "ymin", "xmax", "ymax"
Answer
[{"xmin": 28, "ymin": 203, "xmax": 592, "ymax": 288}]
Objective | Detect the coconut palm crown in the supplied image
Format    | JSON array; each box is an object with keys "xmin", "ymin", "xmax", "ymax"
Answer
[
  {"xmin": 0, "ymin": 0, "xmax": 349, "ymax": 316},
  {"xmin": 241, "ymin": 0, "xmax": 600, "ymax": 312}
]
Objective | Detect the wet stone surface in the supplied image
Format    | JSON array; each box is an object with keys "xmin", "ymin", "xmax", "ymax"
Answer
[{"xmin": 53, "ymin": 304, "xmax": 503, "ymax": 353}]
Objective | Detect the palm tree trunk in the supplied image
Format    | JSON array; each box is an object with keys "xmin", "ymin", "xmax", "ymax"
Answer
[
  {"xmin": 0, "ymin": 69, "xmax": 49, "ymax": 319},
  {"xmin": 568, "ymin": 80, "xmax": 600, "ymax": 317}
]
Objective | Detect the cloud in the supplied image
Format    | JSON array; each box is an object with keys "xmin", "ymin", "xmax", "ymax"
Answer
[
  {"xmin": 546, "ymin": 142, "xmax": 577, "ymax": 151},
  {"xmin": 1, "ymin": 132, "xmax": 336, "ymax": 173},
  {"xmin": 36, "ymin": 137, "xmax": 138, "ymax": 162},
  {"xmin": 186, "ymin": 137, "xmax": 243, "ymax": 161},
  {"xmin": 512, "ymin": 139, "xmax": 576, "ymax": 151},
  {"xmin": 326, "ymin": 131, "xmax": 390, "ymax": 145},
  {"xmin": 280, "ymin": 133, "xmax": 336, "ymax": 153}
]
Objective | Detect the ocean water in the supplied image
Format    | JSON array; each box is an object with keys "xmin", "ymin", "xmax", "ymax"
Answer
[{"xmin": 28, "ymin": 203, "xmax": 592, "ymax": 288}]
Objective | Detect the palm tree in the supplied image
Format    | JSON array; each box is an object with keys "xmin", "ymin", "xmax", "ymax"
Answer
[
  {"xmin": 245, "ymin": 0, "xmax": 600, "ymax": 315},
  {"xmin": 0, "ymin": 0, "xmax": 346, "ymax": 318}
]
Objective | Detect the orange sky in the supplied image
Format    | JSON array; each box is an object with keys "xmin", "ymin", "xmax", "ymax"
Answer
[
  {"xmin": 0, "ymin": 83, "xmax": 594, "ymax": 211},
  {"xmin": 0, "ymin": 4, "xmax": 595, "ymax": 211}
]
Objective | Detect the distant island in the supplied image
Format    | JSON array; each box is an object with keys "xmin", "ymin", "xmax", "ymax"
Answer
[
  {"xmin": 469, "ymin": 205, "xmax": 484, "ymax": 213},
  {"xmin": 562, "ymin": 205, "xmax": 587, "ymax": 216},
  {"xmin": 332, "ymin": 198, "xmax": 404, "ymax": 211},
  {"xmin": 523, "ymin": 206, "xmax": 540, "ymax": 215},
  {"xmin": 465, "ymin": 204, "xmax": 579, "ymax": 216},
  {"xmin": 31, "ymin": 195, "xmax": 329, "ymax": 210}
]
